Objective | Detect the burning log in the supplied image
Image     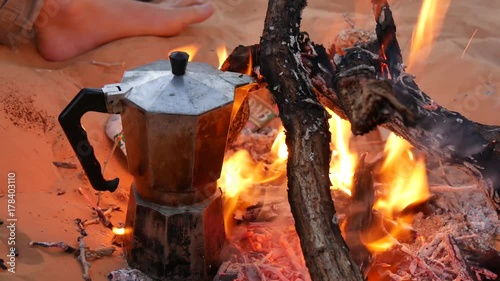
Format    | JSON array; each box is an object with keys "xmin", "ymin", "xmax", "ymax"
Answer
[
  {"xmin": 258, "ymin": 0, "xmax": 364, "ymax": 280},
  {"xmin": 222, "ymin": 2, "xmax": 500, "ymax": 213},
  {"xmin": 335, "ymin": 0, "xmax": 500, "ymax": 211},
  {"xmin": 342, "ymin": 153, "xmax": 375, "ymax": 272}
]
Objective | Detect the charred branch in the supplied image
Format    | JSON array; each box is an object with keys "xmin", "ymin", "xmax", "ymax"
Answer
[
  {"xmin": 371, "ymin": 0, "xmax": 403, "ymax": 78},
  {"xmin": 222, "ymin": 26, "xmax": 500, "ymax": 214},
  {"xmin": 259, "ymin": 0, "xmax": 364, "ymax": 280},
  {"xmin": 343, "ymin": 153, "xmax": 375, "ymax": 272},
  {"xmin": 367, "ymin": 2, "xmax": 500, "ymax": 210}
]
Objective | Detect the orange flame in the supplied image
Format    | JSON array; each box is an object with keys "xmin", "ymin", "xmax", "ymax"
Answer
[
  {"xmin": 361, "ymin": 133, "xmax": 431, "ymax": 253},
  {"xmin": 327, "ymin": 109, "xmax": 357, "ymax": 196},
  {"xmin": 245, "ymin": 48, "xmax": 253, "ymax": 76},
  {"xmin": 218, "ymin": 132, "xmax": 288, "ymax": 235},
  {"xmin": 216, "ymin": 46, "xmax": 228, "ymax": 69},
  {"xmin": 169, "ymin": 44, "xmax": 199, "ymax": 61},
  {"xmin": 407, "ymin": 0, "xmax": 451, "ymax": 71},
  {"xmin": 219, "ymin": 111, "xmax": 358, "ymax": 236},
  {"xmin": 219, "ymin": 112, "xmax": 430, "ymax": 254}
]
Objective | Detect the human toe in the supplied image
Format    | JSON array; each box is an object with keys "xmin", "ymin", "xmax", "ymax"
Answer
[{"xmin": 176, "ymin": 3, "xmax": 214, "ymax": 25}]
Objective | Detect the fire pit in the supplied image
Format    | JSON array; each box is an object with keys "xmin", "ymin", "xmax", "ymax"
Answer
[{"xmin": 214, "ymin": 118, "xmax": 500, "ymax": 281}]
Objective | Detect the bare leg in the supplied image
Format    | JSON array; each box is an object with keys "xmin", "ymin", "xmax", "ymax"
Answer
[{"xmin": 34, "ymin": 0, "xmax": 214, "ymax": 61}]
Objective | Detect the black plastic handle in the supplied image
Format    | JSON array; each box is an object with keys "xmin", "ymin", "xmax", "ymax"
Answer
[{"xmin": 58, "ymin": 88, "xmax": 119, "ymax": 192}]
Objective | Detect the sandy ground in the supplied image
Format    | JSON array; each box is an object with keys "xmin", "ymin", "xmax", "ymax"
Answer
[{"xmin": 0, "ymin": 0, "xmax": 498, "ymax": 280}]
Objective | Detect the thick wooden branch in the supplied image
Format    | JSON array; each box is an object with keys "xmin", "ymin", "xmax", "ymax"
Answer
[
  {"xmin": 223, "ymin": 24, "xmax": 500, "ymax": 214},
  {"xmin": 369, "ymin": 1, "xmax": 500, "ymax": 210},
  {"xmin": 259, "ymin": 0, "xmax": 364, "ymax": 280}
]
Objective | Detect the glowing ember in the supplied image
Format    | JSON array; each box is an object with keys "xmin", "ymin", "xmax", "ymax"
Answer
[
  {"xmin": 169, "ymin": 44, "xmax": 199, "ymax": 61},
  {"xmin": 112, "ymin": 227, "xmax": 125, "ymax": 236},
  {"xmin": 407, "ymin": 0, "xmax": 451, "ymax": 71},
  {"xmin": 216, "ymin": 46, "xmax": 228, "ymax": 69},
  {"xmin": 327, "ymin": 109, "xmax": 357, "ymax": 196},
  {"xmin": 362, "ymin": 133, "xmax": 431, "ymax": 253}
]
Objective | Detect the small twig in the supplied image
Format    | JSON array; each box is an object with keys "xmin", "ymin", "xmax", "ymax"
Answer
[
  {"xmin": 52, "ymin": 161, "xmax": 77, "ymax": 169},
  {"xmin": 86, "ymin": 247, "xmax": 116, "ymax": 260},
  {"xmin": 30, "ymin": 222, "xmax": 116, "ymax": 281},
  {"xmin": 88, "ymin": 60, "xmax": 125, "ymax": 67},
  {"xmin": 77, "ymin": 236, "xmax": 91, "ymax": 281},
  {"xmin": 29, "ymin": 241, "xmax": 78, "ymax": 254},
  {"xmin": 83, "ymin": 218, "xmax": 101, "ymax": 227},
  {"xmin": 74, "ymin": 218, "xmax": 87, "ymax": 236},
  {"xmin": 461, "ymin": 29, "xmax": 478, "ymax": 59},
  {"xmin": 437, "ymin": 159, "xmax": 453, "ymax": 186},
  {"xmin": 97, "ymin": 206, "xmax": 121, "ymax": 217},
  {"xmin": 78, "ymin": 187, "xmax": 114, "ymax": 229},
  {"xmin": 342, "ymin": 13, "xmax": 355, "ymax": 29},
  {"xmin": 429, "ymin": 185, "xmax": 477, "ymax": 193}
]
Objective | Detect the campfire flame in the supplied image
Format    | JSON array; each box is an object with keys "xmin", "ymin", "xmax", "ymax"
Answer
[
  {"xmin": 245, "ymin": 48, "xmax": 253, "ymax": 76},
  {"xmin": 271, "ymin": 129, "xmax": 288, "ymax": 159},
  {"xmin": 219, "ymin": 110, "xmax": 359, "ymax": 236},
  {"xmin": 361, "ymin": 133, "xmax": 431, "ymax": 253},
  {"xmin": 327, "ymin": 109, "xmax": 357, "ymax": 196},
  {"xmin": 219, "ymin": 146, "xmax": 287, "ymax": 235},
  {"xmin": 407, "ymin": 0, "xmax": 451, "ymax": 71},
  {"xmin": 376, "ymin": 133, "xmax": 430, "ymax": 220},
  {"xmin": 219, "ymin": 92, "xmax": 428, "ymax": 261},
  {"xmin": 216, "ymin": 45, "xmax": 228, "ymax": 69},
  {"xmin": 169, "ymin": 44, "xmax": 199, "ymax": 61}
]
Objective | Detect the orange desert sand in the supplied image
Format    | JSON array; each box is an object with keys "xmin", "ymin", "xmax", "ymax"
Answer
[{"xmin": 0, "ymin": 0, "xmax": 498, "ymax": 280}]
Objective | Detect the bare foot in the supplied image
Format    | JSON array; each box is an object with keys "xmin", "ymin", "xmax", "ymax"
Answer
[{"xmin": 34, "ymin": 0, "xmax": 214, "ymax": 61}]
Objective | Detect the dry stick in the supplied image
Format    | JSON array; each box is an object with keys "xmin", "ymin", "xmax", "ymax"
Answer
[
  {"xmin": 77, "ymin": 236, "xmax": 91, "ymax": 281},
  {"xmin": 29, "ymin": 239, "xmax": 115, "ymax": 281},
  {"xmin": 29, "ymin": 241, "xmax": 77, "ymax": 254},
  {"xmin": 78, "ymin": 187, "xmax": 114, "ymax": 229},
  {"xmin": 28, "ymin": 241, "xmax": 115, "ymax": 260},
  {"xmin": 259, "ymin": 0, "xmax": 364, "ymax": 280},
  {"xmin": 88, "ymin": 60, "xmax": 125, "ymax": 67},
  {"xmin": 437, "ymin": 159, "xmax": 453, "ymax": 187},
  {"xmin": 368, "ymin": 0, "xmax": 500, "ymax": 210},
  {"xmin": 429, "ymin": 185, "xmax": 477, "ymax": 193}
]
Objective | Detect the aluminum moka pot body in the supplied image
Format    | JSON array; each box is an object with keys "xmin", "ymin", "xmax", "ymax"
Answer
[{"xmin": 58, "ymin": 52, "xmax": 254, "ymax": 206}]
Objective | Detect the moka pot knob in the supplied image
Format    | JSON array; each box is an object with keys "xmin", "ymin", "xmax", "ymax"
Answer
[{"xmin": 169, "ymin": 51, "xmax": 189, "ymax": 76}]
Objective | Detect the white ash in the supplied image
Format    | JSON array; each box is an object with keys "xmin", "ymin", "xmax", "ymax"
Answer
[
  {"xmin": 107, "ymin": 268, "xmax": 152, "ymax": 281},
  {"xmin": 334, "ymin": 29, "xmax": 377, "ymax": 55},
  {"xmin": 416, "ymin": 188, "xmax": 499, "ymax": 252},
  {"xmin": 229, "ymin": 127, "xmax": 280, "ymax": 158}
]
